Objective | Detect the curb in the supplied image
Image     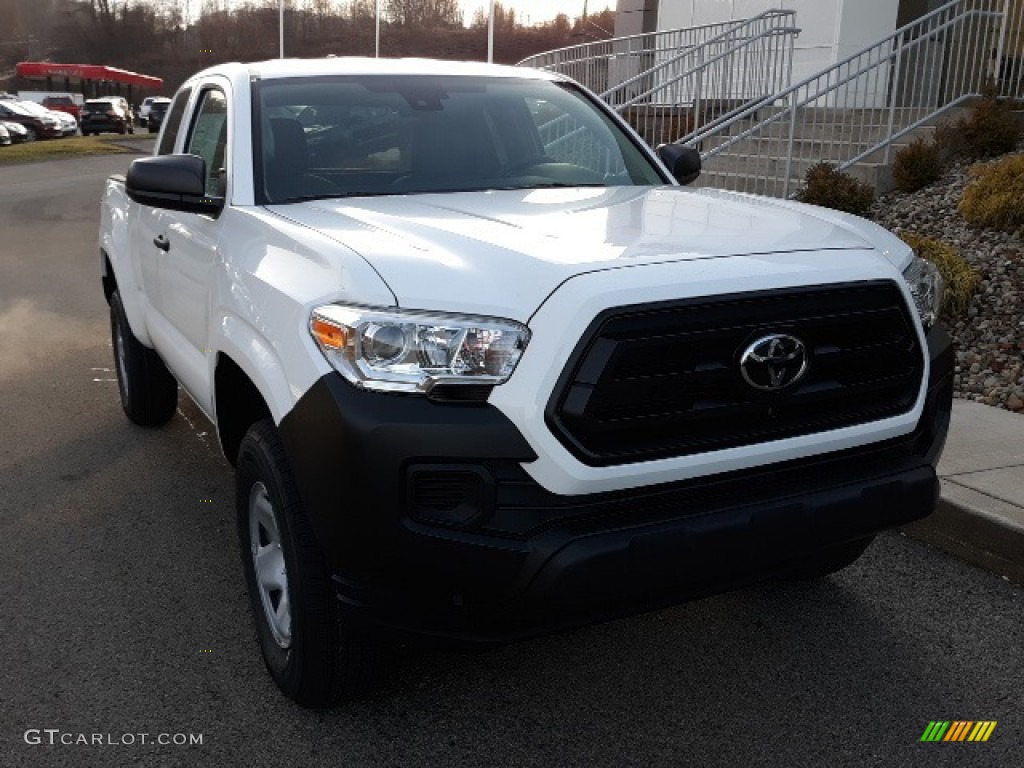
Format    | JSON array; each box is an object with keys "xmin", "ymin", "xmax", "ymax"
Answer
[{"xmin": 902, "ymin": 484, "xmax": 1024, "ymax": 585}]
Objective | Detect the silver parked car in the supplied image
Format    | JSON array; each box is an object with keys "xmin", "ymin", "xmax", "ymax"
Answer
[
  {"xmin": 15, "ymin": 100, "xmax": 77, "ymax": 136},
  {"xmin": 1, "ymin": 120, "xmax": 29, "ymax": 143}
]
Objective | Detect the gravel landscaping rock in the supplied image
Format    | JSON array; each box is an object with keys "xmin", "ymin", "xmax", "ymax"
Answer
[{"xmin": 868, "ymin": 146, "xmax": 1024, "ymax": 412}]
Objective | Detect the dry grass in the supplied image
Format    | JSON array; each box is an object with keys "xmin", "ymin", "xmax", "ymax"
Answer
[
  {"xmin": 958, "ymin": 154, "xmax": 1024, "ymax": 234},
  {"xmin": 0, "ymin": 134, "xmax": 147, "ymax": 165},
  {"xmin": 898, "ymin": 231, "xmax": 981, "ymax": 316}
]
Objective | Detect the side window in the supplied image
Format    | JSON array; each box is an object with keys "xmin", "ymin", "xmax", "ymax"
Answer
[
  {"xmin": 157, "ymin": 87, "xmax": 192, "ymax": 156},
  {"xmin": 185, "ymin": 89, "xmax": 228, "ymax": 197}
]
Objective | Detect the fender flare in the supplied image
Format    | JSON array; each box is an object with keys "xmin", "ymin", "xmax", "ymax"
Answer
[{"xmin": 214, "ymin": 313, "xmax": 296, "ymax": 425}]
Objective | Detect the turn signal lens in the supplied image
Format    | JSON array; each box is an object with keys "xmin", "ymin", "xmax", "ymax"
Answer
[{"xmin": 311, "ymin": 316, "xmax": 348, "ymax": 350}]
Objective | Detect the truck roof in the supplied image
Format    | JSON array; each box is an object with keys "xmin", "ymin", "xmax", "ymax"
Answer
[{"xmin": 186, "ymin": 57, "xmax": 563, "ymax": 85}]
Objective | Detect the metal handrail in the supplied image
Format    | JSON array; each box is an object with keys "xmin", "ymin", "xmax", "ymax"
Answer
[
  {"xmin": 680, "ymin": 0, "xmax": 1018, "ymax": 198},
  {"xmin": 599, "ymin": 15, "xmax": 799, "ymax": 106},
  {"xmin": 516, "ymin": 17, "xmax": 755, "ymax": 71},
  {"xmin": 516, "ymin": 10, "xmax": 797, "ymax": 107},
  {"xmin": 521, "ymin": 11, "xmax": 798, "ymax": 148}
]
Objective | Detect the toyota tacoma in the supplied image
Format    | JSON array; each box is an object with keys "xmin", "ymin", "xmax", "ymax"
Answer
[{"xmin": 99, "ymin": 57, "xmax": 953, "ymax": 706}]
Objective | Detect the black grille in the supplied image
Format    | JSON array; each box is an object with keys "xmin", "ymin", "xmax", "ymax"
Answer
[{"xmin": 546, "ymin": 282, "xmax": 924, "ymax": 466}]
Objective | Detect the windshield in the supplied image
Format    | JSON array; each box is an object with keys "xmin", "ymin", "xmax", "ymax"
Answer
[
  {"xmin": 1, "ymin": 101, "xmax": 32, "ymax": 116},
  {"xmin": 256, "ymin": 75, "xmax": 665, "ymax": 204},
  {"xmin": 16, "ymin": 101, "xmax": 47, "ymax": 116}
]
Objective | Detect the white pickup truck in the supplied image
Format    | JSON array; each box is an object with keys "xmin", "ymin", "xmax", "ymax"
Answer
[{"xmin": 99, "ymin": 57, "xmax": 953, "ymax": 706}]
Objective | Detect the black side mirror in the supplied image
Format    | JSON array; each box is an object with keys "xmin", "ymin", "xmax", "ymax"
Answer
[
  {"xmin": 656, "ymin": 143, "xmax": 701, "ymax": 186},
  {"xmin": 126, "ymin": 154, "xmax": 224, "ymax": 216}
]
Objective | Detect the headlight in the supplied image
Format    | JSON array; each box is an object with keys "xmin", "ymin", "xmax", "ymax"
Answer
[
  {"xmin": 902, "ymin": 255, "xmax": 943, "ymax": 329},
  {"xmin": 310, "ymin": 305, "xmax": 530, "ymax": 394}
]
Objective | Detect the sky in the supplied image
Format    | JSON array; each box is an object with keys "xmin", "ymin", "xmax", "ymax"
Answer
[{"xmin": 459, "ymin": 1, "xmax": 607, "ymax": 26}]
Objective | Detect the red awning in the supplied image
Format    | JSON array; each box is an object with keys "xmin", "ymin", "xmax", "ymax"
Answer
[{"xmin": 15, "ymin": 62, "xmax": 163, "ymax": 90}]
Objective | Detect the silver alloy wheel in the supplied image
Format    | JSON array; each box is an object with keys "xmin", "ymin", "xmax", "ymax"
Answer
[{"xmin": 249, "ymin": 481, "xmax": 292, "ymax": 649}]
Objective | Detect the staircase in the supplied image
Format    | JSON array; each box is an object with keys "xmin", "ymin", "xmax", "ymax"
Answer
[
  {"xmin": 692, "ymin": 106, "xmax": 972, "ymax": 197},
  {"xmin": 519, "ymin": 0, "xmax": 1024, "ymax": 198}
]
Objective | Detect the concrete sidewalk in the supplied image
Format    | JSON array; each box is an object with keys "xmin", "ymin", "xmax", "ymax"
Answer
[{"xmin": 904, "ymin": 399, "xmax": 1024, "ymax": 583}]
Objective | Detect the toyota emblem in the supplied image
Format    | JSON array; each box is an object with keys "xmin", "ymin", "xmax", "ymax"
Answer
[{"xmin": 739, "ymin": 334, "xmax": 809, "ymax": 391}]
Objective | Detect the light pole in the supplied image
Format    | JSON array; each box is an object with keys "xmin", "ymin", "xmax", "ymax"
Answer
[
  {"xmin": 375, "ymin": 0, "xmax": 381, "ymax": 58},
  {"xmin": 279, "ymin": 0, "xmax": 284, "ymax": 58}
]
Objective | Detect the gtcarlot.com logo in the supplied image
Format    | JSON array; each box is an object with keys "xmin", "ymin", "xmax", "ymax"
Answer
[{"xmin": 24, "ymin": 729, "xmax": 204, "ymax": 747}]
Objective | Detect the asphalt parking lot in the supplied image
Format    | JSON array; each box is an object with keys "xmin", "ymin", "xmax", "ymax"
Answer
[{"xmin": 1, "ymin": 154, "xmax": 1022, "ymax": 768}]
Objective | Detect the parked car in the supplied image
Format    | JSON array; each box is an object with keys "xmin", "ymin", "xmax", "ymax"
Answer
[
  {"xmin": 42, "ymin": 95, "xmax": 83, "ymax": 121},
  {"xmin": 0, "ymin": 123, "xmax": 10, "ymax": 146},
  {"xmin": 15, "ymin": 100, "xmax": 77, "ymax": 136},
  {"xmin": 81, "ymin": 98, "xmax": 133, "ymax": 135},
  {"xmin": 138, "ymin": 96, "xmax": 160, "ymax": 126},
  {"xmin": 100, "ymin": 57, "xmax": 952, "ymax": 706},
  {"xmin": 2, "ymin": 120, "xmax": 30, "ymax": 143},
  {"xmin": 41, "ymin": 96, "xmax": 82, "ymax": 121},
  {"xmin": 0, "ymin": 101, "xmax": 61, "ymax": 140},
  {"xmin": 146, "ymin": 98, "xmax": 171, "ymax": 133},
  {"xmin": 113, "ymin": 97, "xmax": 136, "ymax": 128}
]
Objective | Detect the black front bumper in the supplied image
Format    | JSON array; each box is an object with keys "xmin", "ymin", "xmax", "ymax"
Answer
[{"xmin": 278, "ymin": 325, "xmax": 953, "ymax": 643}]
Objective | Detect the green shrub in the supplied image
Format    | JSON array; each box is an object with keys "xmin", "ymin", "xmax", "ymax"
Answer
[
  {"xmin": 936, "ymin": 95, "xmax": 1022, "ymax": 161},
  {"xmin": 892, "ymin": 137, "xmax": 943, "ymax": 192},
  {"xmin": 958, "ymin": 154, "xmax": 1024, "ymax": 233},
  {"xmin": 899, "ymin": 232, "xmax": 981, "ymax": 316},
  {"xmin": 795, "ymin": 162, "xmax": 874, "ymax": 215}
]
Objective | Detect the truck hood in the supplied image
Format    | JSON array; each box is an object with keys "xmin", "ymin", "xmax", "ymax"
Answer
[{"xmin": 268, "ymin": 186, "xmax": 909, "ymax": 322}]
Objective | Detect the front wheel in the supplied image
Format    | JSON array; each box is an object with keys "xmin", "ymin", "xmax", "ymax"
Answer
[
  {"xmin": 24, "ymin": 127, "xmax": 37, "ymax": 141},
  {"xmin": 109, "ymin": 290, "xmax": 177, "ymax": 426},
  {"xmin": 237, "ymin": 419, "xmax": 374, "ymax": 706}
]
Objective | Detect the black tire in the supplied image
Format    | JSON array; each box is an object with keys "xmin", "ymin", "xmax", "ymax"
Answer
[
  {"xmin": 109, "ymin": 290, "xmax": 178, "ymax": 426},
  {"xmin": 25, "ymin": 127, "xmax": 37, "ymax": 142},
  {"xmin": 783, "ymin": 536, "xmax": 875, "ymax": 580},
  {"xmin": 237, "ymin": 419, "xmax": 374, "ymax": 706}
]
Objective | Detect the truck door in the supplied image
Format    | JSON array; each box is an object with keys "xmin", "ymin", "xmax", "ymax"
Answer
[
  {"xmin": 134, "ymin": 86, "xmax": 191, "ymax": 339},
  {"xmin": 152, "ymin": 85, "xmax": 229, "ymax": 413}
]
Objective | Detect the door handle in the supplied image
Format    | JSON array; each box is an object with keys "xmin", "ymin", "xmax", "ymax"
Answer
[{"xmin": 153, "ymin": 234, "xmax": 170, "ymax": 252}]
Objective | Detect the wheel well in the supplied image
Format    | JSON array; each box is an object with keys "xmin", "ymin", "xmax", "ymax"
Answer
[
  {"xmin": 101, "ymin": 251, "xmax": 116, "ymax": 304},
  {"xmin": 215, "ymin": 354, "xmax": 272, "ymax": 466}
]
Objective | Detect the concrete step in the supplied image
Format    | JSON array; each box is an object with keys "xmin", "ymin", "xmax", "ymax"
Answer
[
  {"xmin": 700, "ymin": 154, "xmax": 892, "ymax": 195},
  {"xmin": 703, "ymin": 135, "xmax": 917, "ymax": 164},
  {"xmin": 710, "ymin": 119, "xmax": 939, "ymax": 145}
]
